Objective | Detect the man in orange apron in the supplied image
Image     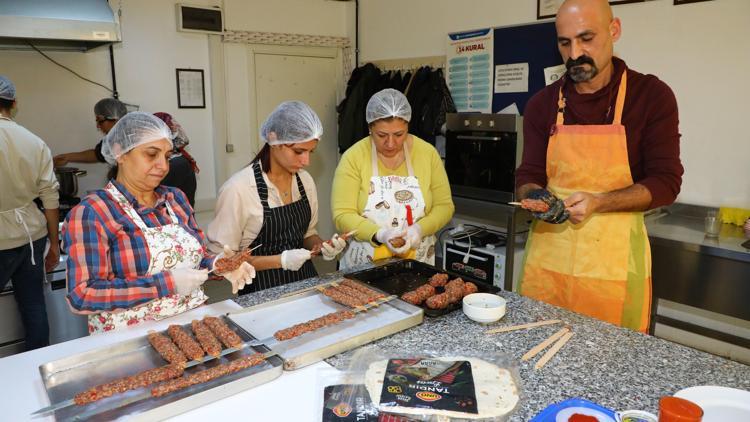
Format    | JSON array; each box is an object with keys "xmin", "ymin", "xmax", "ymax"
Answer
[{"xmin": 516, "ymin": 0, "xmax": 683, "ymax": 332}]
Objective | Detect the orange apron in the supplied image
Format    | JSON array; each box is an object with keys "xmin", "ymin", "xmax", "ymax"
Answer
[{"xmin": 519, "ymin": 72, "xmax": 651, "ymax": 332}]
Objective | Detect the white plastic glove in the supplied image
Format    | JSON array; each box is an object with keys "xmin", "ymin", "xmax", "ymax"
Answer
[
  {"xmin": 211, "ymin": 245, "xmax": 256, "ymax": 294},
  {"xmin": 281, "ymin": 249, "xmax": 312, "ymax": 271},
  {"xmin": 404, "ymin": 224, "xmax": 422, "ymax": 248},
  {"xmin": 320, "ymin": 234, "xmax": 347, "ymax": 261},
  {"xmin": 376, "ymin": 227, "xmax": 410, "ymax": 255},
  {"xmin": 171, "ymin": 268, "xmax": 209, "ymax": 296}
]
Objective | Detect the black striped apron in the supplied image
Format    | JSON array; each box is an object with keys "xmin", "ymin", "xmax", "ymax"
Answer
[{"xmin": 240, "ymin": 162, "xmax": 317, "ymax": 294}]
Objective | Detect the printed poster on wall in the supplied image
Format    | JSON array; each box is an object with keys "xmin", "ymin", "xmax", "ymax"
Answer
[{"xmin": 446, "ymin": 28, "xmax": 494, "ymax": 113}]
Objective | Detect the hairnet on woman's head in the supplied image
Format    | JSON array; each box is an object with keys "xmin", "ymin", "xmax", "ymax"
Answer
[
  {"xmin": 100, "ymin": 112, "xmax": 173, "ymax": 165},
  {"xmin": 0, "ymin": 76, "xmax": 16, "ymax": 101},
  {"xmin": 94, "ymin": 98, "xmax": 128, "ymax": 120},
  {"xmin": 260, "ymin": 101, "xmax": 323, "ymax": 145},
  {"xmin": 366, "ymin": 88, "xmax": 411, "ymax": 124}
]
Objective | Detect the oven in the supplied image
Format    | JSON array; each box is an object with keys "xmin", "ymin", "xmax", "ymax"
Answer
[{"xmin": 444, "ymin": 113, "xmax": 523, "ymax": 203}]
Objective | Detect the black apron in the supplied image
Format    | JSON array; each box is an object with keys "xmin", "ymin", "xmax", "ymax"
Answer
[{"xmin": 240, "ymin": 162, "xmax": 317, "ymax": 294}]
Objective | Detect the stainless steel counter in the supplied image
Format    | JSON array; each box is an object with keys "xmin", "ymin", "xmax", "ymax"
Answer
[
  {"xmin": 646, "ymin": 203, "xmax": 750, "ymax": 346},
  {"xmin": 646, "ymin": 203, "xmax": 750, "ymax": 262}
]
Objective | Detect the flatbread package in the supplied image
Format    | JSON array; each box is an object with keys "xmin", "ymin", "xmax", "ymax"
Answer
[{"xmin": 345, "ymin": 347, "xmax": 521, "ymax": 421}]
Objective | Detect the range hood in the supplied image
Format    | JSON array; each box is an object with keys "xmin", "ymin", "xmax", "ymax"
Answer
[{"xmin": 0, "ymin": 0, "xmax": 121, "ymax": 51}]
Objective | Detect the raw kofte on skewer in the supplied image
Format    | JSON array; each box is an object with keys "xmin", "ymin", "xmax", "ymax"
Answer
[
  {"xmin": 148, "ymin": 332, "xmax": 187, "ymax": 364},
  {"xmin": 74, "ymin": 364, "xmax": 184, "ymax": 405},
  {"xmin": 273, "ymin": 309, "xmax": 357, "ymax": 341},
  {"xmin": 167, "ymin": 325, "xmax": 204, "ymax": 361},
  {"xmin": 203, "ymin": 316, "xmax": 244, "ymax": 349},
  {"xmin": 191, "ymin": 319, "xmax": 223, "ymax": 357}
]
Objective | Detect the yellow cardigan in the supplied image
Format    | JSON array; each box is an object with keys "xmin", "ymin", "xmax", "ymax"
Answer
[{"xmin": 331, "ymin": 135, "xmax": 455, "ymax": 244}]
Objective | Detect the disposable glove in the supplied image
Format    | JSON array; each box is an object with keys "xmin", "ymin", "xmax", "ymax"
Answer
[
  {"xmin": 526, "ymin": 188, "xmax": 570, "ymax": 224},
  {"xmin": 320, "ymin": 234, "xmax": 347, "ymax": 261},
  {"xmin": 281, "ymin": 249, "xmax": 312, "ymax": 271},
  {"xmin": 376, "ymin": 227, "xmax": 410, "ymax": 255},
  {"xmin": 404, "ymin": 224, "xmax": 422, "ymax": 248},
  {"xmin": 171, "ymin": 268, "xmax": 209, "ymax": 296},
  {"xmin": 211, "ymin": 245, "xmax": 256, "ymax": 294}
]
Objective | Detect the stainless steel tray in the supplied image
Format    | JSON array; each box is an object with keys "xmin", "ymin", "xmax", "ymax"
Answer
[
  {"xmin": 38, "ymin": 316, "xmax": 283, "ymax": 421},
  {"xmin": 227, "ymin": 280, "xmax": 423, "ymax": 370}
]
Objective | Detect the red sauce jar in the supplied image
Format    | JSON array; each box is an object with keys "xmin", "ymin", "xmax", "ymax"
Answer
[{"xmin": 658, "ymin": 396, "xmax": 703, "ymax": 422}]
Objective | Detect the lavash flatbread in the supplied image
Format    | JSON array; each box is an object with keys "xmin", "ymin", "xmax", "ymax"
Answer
[{"xmin": 364, "ymin": 356, "xmax": 519, "ymax": 420}]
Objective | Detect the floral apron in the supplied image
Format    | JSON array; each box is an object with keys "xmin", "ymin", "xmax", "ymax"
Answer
[
  {"xmin": 88, "ymin": 183, "xmax": 207, "ymax": 334},
  {"xmin": 339, "ymin": 138, "xmax": 436, "ymax": 269}
]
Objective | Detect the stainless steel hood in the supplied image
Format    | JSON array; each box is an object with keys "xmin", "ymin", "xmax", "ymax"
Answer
[{"xmin": 0, "ymin": 0, "xmax": 121, "ymax": 51}]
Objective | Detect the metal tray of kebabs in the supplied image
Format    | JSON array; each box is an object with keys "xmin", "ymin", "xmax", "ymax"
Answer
[
  {"xmin": 227, "ymin": 279, "xmax": 423, "ymax": 370},
  {"xmin": 344, "ymin": 259, "xmax": 500, "ymax": 317},
  {"xmin": 37, "ymin": 316, "xmax": 283, "ymax": 421}
]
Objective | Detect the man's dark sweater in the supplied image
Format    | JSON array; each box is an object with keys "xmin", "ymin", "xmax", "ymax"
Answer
[{"xmin": 515, "ymin": 57, "xmax": 683, "ymax": 208}]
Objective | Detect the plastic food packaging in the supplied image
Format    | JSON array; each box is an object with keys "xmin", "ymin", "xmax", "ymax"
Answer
[
  {"xmin": 531, "ymin": 398, "xmax": 616, "ymax": 421},
  {"xmin": 334, "ymin": 346, "xmax": 522, "ymax": 421}
]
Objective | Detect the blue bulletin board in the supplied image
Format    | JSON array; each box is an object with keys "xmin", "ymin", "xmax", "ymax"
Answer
[{"xmin": 491, "ymin": 21, "xmax": 562, "ymax": 114}]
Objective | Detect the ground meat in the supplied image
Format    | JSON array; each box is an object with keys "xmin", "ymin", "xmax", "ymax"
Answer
[
  {"xmin": 334, "ymin": 284, "xmax": 374, "ymax": 304},
  {"xmin": 74, "ymin": 364, "xmax": 184, "ymax": 405},
  {"xmin": 203, "ymin": 316, "xmax": 244, "ymax": 349},
  {"xmin": 151, "ymin": 354, "xmax": 266, "ymax": 398},
  {"xmin": 425, "ymin": 293, "xmax": 450, "ymax": 309},
  {"xmin": 191, "ymin": 320, "xmax": 223, "ymax": 357},
  {"xmin": 400, "ymin": 290, "xmax": 422, "ymax": 305},
  {"xmin": 340, "ymin": 279, "xmax": 385, "ymax": 301},
  {"xmin": 213, "ymin": 248, "xmax": 254, "ymax": 274},
  {"xmin": 273, "ymin": 309, "xmax": 357, "ymax": 341},
  {"xmin": 148, "ymin": 332, "xmax": 187, "ymax": 364},
  {"xmin": 167, "ymin": 325, "xmax": 205, "ymax": 361},
  {"xmin": 415, "ymin": 284, "xmax": 436, "ymax": 301},
  {"xmin": 428, "ymin": 273, "xmax": 449, "ymax": 287},
  {"xmin": 388, "ymin": 237, "xmax": 406, "ymax": 248},
  {"xmin": 322, "ymin": 286, "xmax": 367, "ymax": 308},
  {"xmin": 520, "ymin": 198, "xmax": 550, "ymax": 213},
  {"xmin": 463, "ymin": 281, "xmax": 479, "ymax": 296},
  {"xmin": 445, "ymin": 278, "xmax": 466, "ymax": 304}
]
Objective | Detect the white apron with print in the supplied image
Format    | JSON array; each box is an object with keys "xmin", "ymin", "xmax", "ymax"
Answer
[
  {"xmin": 88, "ymin": 183, "xmax": 207, "ymax": 334},
  {"xmin": 339, "ymin": 138, "xmax": 436, "ymax": 269}
]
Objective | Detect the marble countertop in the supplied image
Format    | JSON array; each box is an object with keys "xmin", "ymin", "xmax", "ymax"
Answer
[{"xmin": 234, "ymin": 263, "xmax": 750, "ymax": 421}]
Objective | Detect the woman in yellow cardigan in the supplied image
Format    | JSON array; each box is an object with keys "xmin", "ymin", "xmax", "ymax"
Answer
[{"xmin": 332, "ymin": 88, "xmax": 454, "ymax": 269}]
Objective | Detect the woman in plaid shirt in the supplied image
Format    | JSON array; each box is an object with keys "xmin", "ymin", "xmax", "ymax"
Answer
[{"xmin": 62, "ymin": 112, "xmax": 254, "ymax": 334}]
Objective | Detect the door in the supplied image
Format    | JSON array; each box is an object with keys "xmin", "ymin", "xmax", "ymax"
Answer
[{"xmin": 251, "ymin": 47, "xmax": 340, "ymax": 273}]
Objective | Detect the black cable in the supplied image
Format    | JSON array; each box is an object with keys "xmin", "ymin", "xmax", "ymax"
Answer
[
  {"xmin": 108, "ymin": 44, "xmax": 118, "ymax": 99},
  {"xmin": 27, "ymin": 42, "xmax": 113, "ymax": 93}
]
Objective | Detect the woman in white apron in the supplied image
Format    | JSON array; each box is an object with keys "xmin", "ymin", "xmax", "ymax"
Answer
[
  {"xmin": 62, "ymin": 112, "xmax": 254, "ymax": 334},
  {"xmin": 333, "ymin": 89, "xmax": 455, "ymax": 269}
]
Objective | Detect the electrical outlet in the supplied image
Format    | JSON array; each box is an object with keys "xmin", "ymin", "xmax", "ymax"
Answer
[{"xmin": 225, "ymin": 144, "xmax": 234, "ymax": 153}]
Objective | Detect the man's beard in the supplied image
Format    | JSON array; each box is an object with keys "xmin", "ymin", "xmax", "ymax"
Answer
[{"xmin": 566, "ymin": 55, "xmax": 598, "ymax": 83}]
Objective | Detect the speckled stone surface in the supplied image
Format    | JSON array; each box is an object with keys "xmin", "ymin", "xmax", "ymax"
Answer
[{"xmin": 234, "ymin": 262, "xmax": 750, "ymax": 421}]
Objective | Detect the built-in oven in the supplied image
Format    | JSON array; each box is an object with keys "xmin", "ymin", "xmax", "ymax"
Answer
[{"xmin": 444, "ymin": 113, "xmax": 523, "ymax": 203}]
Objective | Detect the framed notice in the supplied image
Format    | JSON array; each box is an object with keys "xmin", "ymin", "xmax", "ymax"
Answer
[
  {"xmin": 537, "ymin": 0, "xmax": 563, "ymax": 19},
  {"xmin": 176, "ymin": 68, "xmax": 205, "ymax": 109}
]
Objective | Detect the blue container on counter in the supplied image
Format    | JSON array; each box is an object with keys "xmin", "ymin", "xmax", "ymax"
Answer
[{"xmin": 530, "ymin": 398, "xmax": 617, "ymax": 422}]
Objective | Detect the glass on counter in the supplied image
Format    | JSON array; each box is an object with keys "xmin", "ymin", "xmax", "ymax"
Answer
[{"xmin": 704, "ymin": 210, "xmax": 721, "ymax": 237}]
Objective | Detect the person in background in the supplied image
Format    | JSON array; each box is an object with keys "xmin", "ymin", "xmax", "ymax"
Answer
[
  {"xmin": 62, "ymin": 112, "xmax": 254, "ymax": 334},
  {"xmin": 0, "ymin": 75, "xmax": 59, "ymax": 350},
  {"xmin": 207, "ymin": 101, "xmax": 347, "ymax": 293},
  {"xmin": 53, "ymin": 97, "xmax": 127, "ymax": 167},
  {"xmin": 153, "ymin": 112, "xmax": 199, "ymax": 207},
  {"xmin": 515, "ymin": 0, "xmax": 683, "ymax": 332},
  {"xmin": 332, "ymin": 88, "xmax": 454, "ymax": 269}
]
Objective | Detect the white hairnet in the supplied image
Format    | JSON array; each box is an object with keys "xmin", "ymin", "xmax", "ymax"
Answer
[
  {"xmin": 101, "ymin": 112, "xmax": 173, "ymax": 165},
  {"xmin": 0, "ymin": 76, "xmax": 16, "ymax": 101},
  {"xmin": 260, "ymin": 101, "xmax": 323, "ymax": 145},
  {"xmin": 365, "ymin": 88, "xmax": 411, "ymax": 124},
  {"xmin": 94, "ymin": 98, "xmax": 128, "ymax": 120}
]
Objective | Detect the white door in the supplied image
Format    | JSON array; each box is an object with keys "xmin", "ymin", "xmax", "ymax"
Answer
[{"xmin": 250, "ymin": 47, "xmax": 341, "ymax": 273}]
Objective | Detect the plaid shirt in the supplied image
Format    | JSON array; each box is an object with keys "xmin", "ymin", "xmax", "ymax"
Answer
[{"xmin": 62, "ymin": 180, "xmax": 215, "ymax": 312}]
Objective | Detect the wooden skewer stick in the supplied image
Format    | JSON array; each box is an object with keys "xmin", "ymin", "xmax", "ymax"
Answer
[
  {"xmin": 534, "ymin": 331, "xmax": 574, "ymax": 370},
  {"xmin": 521, "ymin": 327, "xmax": 569, "ymax": 361},
  {"xmin": 486, "ymin": 319, "xmax": 561, "ymax": 334},
  {"xmin": 508, "ymin": 201, "xmax": 522, "ymax": 206},
  {"xmin": 279, "ymin": 279, "xmax": 342, "ymax": 298}
]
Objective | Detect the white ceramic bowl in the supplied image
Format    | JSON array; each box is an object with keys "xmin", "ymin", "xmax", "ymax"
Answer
[{"xmin": 462, "ymin": 293, "xmax": 507, "ymax": 323}]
